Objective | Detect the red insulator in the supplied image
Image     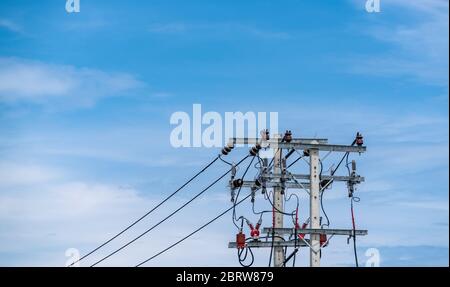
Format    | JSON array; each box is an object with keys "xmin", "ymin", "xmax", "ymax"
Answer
[
  {"xmin": 247, "ymin": 218, "xmax": 262, "ymax": 240},
  {"xmin": 298, "ymin": 222, "xmax": 308, "ymax": 240},
  {"xmin": 250, "ymin": 228, "xmax": 260, "ymax": 239}
]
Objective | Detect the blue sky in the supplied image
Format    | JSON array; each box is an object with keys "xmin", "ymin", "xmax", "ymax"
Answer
[{"xmin": 0, "ymin": 0, "xmax": 448, "ymax": 266}]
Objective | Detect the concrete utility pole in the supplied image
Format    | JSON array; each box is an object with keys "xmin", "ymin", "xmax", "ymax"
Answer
[
  {"xmin": 273, "ymin": 135, "xmax": 285, "ymax": 267},
  {"xmin": 309, "ymin": 147, "xmax": 321, "ymax": 267},
  {"xmin": 227, "ymin": 134, "xmax": 367, "ymax": 267}
]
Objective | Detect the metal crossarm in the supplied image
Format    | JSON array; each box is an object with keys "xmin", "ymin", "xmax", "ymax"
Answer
[
  {"xmin": 263, "ymin": 228, "xmax": 368, "ymax": 236},
  {"xmin": 229, "ymin": 240, "xmax": 309, "ymax": 248}
]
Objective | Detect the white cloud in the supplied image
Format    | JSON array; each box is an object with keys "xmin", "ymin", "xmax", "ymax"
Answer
[
  {"xmin": 147, "ymin": 22, "xmax": 291, "ymax": 39},
  {"xmin": 0, "ymin": 173, "xmax": 240, "ymax": 266},
  {"xmin": 0, "ymin": 57, "xmax": 143, "ymax": 107},
  {"xmin": 0, "ymin": 163, "xmax": 62, "ymax": 187},
  {"xmin": 398, "ymin": 200, "xmax": 449, "ymax": 212}
]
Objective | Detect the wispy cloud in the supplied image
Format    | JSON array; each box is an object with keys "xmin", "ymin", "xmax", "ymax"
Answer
[
  {"xmin": 0, "ymin": 57, "xmax": 143, "ymax": 107},
  {"xmin": 148, "ymin": 23, "xmax": 187, "ymax": 34},
  {"xmin": 147, "ymin": 22, "xmax": 291, "ymax": 39},
  {"xmin": 0, "ymin": 18, "xmax": 22, "ymax": 33}
]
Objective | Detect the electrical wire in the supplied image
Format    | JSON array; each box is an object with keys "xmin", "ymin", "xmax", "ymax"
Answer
[
  {"xmin": 69, "ymin": 155, "xmax": 221, "ymax": 266},
  {"xmin": 287, "ymin": 155, "xmax": 303, "ymax": 169},
  {"xmin": 91, "ymin": 155, "xmax": 250, "ymax": 267},
  {"xmin": 232, "ymin": 156, "xmax": 256, "ymax": 228},
  {"xmin": 350, "ymin": 196, "xmax": 360, "ymax": 267},
  {"xmin": 268, "ymin": 208, "xmax": 274, "ymax": 267},
  {"xmin": 344, "ymin": 140, "xmax": 360, "ymax": 267},
  {"xmin": 135, "ymin": 193, "xmax": 253, "ymax": 267},
  {"xmin": 266, "ymin": 191, "xmax": 296, "ymax": 216},
  {"xmin": 319, "ymin": 159, "xmax": 330, "ymax": 228},
  {"xmin": 319, "ymin": 139, "xmax": 354, "ymax": 229},
  {"xmin": 238, "ymin": 247, "xmax": 254, "ymax": 267},
  {"xmin": 218, "ymin": 154, "xmax": 233, "ymax": 166}
]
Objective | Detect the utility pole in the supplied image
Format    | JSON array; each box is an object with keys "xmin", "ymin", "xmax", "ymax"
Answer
[
  {"xmin": 227, "ymin": 134, "xmax": 367, "ymax": 267},
  {"xmin": 273, "ymin": 135, "xmax": 285, "ymax": 267}
]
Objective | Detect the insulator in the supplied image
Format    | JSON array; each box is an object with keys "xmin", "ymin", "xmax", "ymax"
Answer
[
  {"xmin": 261, "ymin": 129, "xmax": 270, "ymax": 141},
  {"xmin": 356, "ymin": 132, "xmax": 364, "ymax": 146},
  {"xmin": 230, "ymin": 188, "xmax": 235, "ymax": 202},
  {"xmin": 236, "ymin": 232, "xmax": 246, "ymax": 249},
  {"xmin": 320, "ymin": 179, "xmax": 332, "ymax": 189},
  {"xmin": 250, "ymin": 228, "xmax": 260, "ymax": 239},
  {"xmin": 284, "ymin": 130, "xmax": 292, "ymax": 143},
  {"xmin": 347, "ymin": 181, "xmax": 355, "ymax": 197},
  {"xmin": 254, "ymin": 179, "xmax": 262, "ymax": 188},
  {"xmin": 231, "ymin": 165, "xmax": 237, "ymax": 178},
  {"xmin": 232, "ymin": 178, "xmax": 243, "ymax": 188},
  {"xmin": 221, "ymin": 146, "xmax": 232, "ymax": 155},
  {"xmin": 256, "ymin": 217, "xmax": 262, "ymax": 227},
  {"xmin": 249, "ymin": 144, "xmax": 261, "ymax": 156},
  {"xmin": 352, "ymin": 160, "xmax": 356, "ymax": 172},
  {"xmin": 320, "ymin": 234, "xmax": 328, "ymax": 247}
]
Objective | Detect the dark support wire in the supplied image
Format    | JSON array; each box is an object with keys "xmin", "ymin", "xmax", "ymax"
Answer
[
  {"xmin": 319, "ymin": 160, "xmax": 330, "ymax": 228},
  {"xmin": 268, "ymin": 228, "xmax": 274, "ymax": 267},
  {"xmin": 135, "ymin": 193, "xmax": 253, "ymax": 267},
  {"xmin": 69, "ymin": 155, "xmax": 220, "ymax": 266},
  {"xmin": 292, "ymin": 227, "xmax": 298, "ymax": 267},
  {"xmin": 283, "ymin": 248, "xmax": 299, "ymax": 266},
  {"xmin": 91, "ymin": 155, "xmax": 250, "ymax": 267},
  {"xmin": 238, "ymin": 238, "xmax": 255, "ymax": 267},
  {"xmin": 351, "ymin": 196, "xmax": 360, "ymax": 267},
  {"xmin": 319, "ymin": 140, "xmax": 353, "ymax": 229},
  {"xmin": 232, "ymin": 156, "xmax": 256, "ymax": 228}
]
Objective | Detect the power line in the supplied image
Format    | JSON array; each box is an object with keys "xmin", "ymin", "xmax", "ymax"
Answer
[
  {"xmin": 69, "ymin": 155, "xmax": 221, "ymax": 266},
  {"xmin": 232, "ymin": 155, "xmax": 256, "ymax": 228},
  {"xmin": 135, "ymin": 193, "xmax": 252, "ymax": 267},
  {"xmin": 91, "ymin": 155, "xmax": 250, "ymax": 267}
]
